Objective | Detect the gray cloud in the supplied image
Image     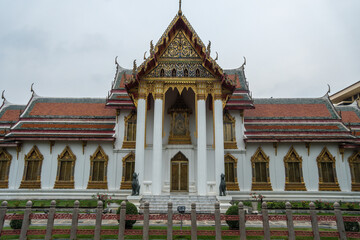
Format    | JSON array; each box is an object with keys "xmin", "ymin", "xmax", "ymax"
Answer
[{"xmin": 0, "ymin": 0, "xmax": 359, "ymax": 104}]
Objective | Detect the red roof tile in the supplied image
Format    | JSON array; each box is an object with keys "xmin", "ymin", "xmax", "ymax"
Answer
[
  {"xmin": 227, "ymin": 74, "xmax": 241, "ymax": 88},
  {"xmin": 0, "ymin": 109, "xmax": 22, "ymax": 122},
  {"xmin": 341, "ymin": 111, "xmax": 360, "ymax": 123},
  {"xmin": 29, "ymin": 103, "xmax": 116, "ymax": 117},
  {"xmin": 245, "ymin": 104, "xmax": 331, "ymax": 118},
  {"xmin": 20, "ymin": 123, "xmax": 114, "ymax": 130},
  {"xmin": 246, "ymin": 125, "xmax": 340, "ymax": 130}
]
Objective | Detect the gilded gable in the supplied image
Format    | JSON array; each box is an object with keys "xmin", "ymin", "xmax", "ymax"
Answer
[{"xmin": 161, "ymin": 31, "xmax": 200, "ymax": 59}]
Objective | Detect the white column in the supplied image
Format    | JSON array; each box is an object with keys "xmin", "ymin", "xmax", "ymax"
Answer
[
  {"xmin": 197, "ymin": 96, "xmax": 207, "ymax": 195},
  {"xmin": 214, "ymin": 99, "xmax": 225, "ymax": 194},
  {"xmin": 152, "ymin": 85, "xmax": 163, "ymax": 195},
  {"xmin": 135, "ymin": 97, "xmax": 146, "ymax": 194}
]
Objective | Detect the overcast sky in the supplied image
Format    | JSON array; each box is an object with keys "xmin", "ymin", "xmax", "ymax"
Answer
[{"xmin": 0, "ymin": 0, "xmax": 359, "ymax": 105}]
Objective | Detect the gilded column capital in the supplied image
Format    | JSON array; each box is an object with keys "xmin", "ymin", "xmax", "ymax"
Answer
[
  {"xmin": 138, "ymin": 82, "xmax": 147, "ymax": 99},
  {"xmin": 196, "ymin": 82, "xmax": 206, "ymax": 101},
  {"xmin": 213, "ymin": 82, "xmax": 222, "ymax": 100},
  {"xmin": 154, "ymin": 82, "xmax": 164, "ymax": 99}
]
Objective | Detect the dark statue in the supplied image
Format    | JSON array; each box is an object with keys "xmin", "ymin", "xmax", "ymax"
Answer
[
  {"xmin": 219, "ymin": 173, "xmax": 226, "ymax": 196},
  {"xmin": 131, "ymin": 172, "xmax": 140, "ymax": 196}
]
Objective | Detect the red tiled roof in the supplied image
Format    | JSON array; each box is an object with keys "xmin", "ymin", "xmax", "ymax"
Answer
[
  {"xmin": 119, "ymin": 74, "xmax": 131, "ymax": 88},
  {"xmin": 29, "ymin": 103, "xmax": 116, "ymax": 117},
  {"xmin": 227, "ymin": 74, "xmax": 241, "ymax": 88},
  {"xmin": 20, "ymin": 123, "xmax": 114, "ymax": 130},
  {"xmin": 246, "ymin": 125, "xmax": 340, "ymax": 130},
  {"xmin": 245, "ymin": 104, "xmax": 331, "ymax": 118},
  {"xmin": 341, "ymin": 111, "xmax": 360, "ymax": 123},
  {"xmin": 0, "ymin": 109, "xmax": 22, "ymax": 122}
]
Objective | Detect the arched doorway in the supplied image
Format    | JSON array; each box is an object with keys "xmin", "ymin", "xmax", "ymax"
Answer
[{"xmin": 171, "ymin": 152, "xmax": 188, "ymax": 192}]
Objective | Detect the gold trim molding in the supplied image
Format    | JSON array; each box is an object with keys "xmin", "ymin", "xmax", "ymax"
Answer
[
  {"xmin": 87, "ymin": 146, "xmax": 109, "ymax": 189},
  {"xmin": 54, "ymin": 146, "xmax": 76, "ymax": 189},
  {"xmin": 317, "ymin": 147, "xmax": 341, "ymax": 191},
  {"xmin": 120, "ymin": 152, "xmax": 135, "ymax": 190},
  {"xmin": 225, "ymin": 153, "xmax": 240, "ymax": 191},
  {"xmin": 19, "ymin": 145, "xmax": 43, "ymax": 189},
  {"xmin": 348, "ymin": 151, "xmax": 360, "ymax": 191},
  {"xmin": 283, "ymin": 146, "xmax": 306, "ymax": 191},
  {"xmin": 0, "ymin": 148, "xmax": 12, "ymax": 188},
  {"xmin": 251, "ymin": 147, "xmax": 272, "ymax": 191}
]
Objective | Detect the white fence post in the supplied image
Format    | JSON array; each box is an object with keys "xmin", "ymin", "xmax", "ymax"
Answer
[
  {"xmin": 309, "ymin": 202, "xmax": 320, "ymax": 240},
  {"xmin": 261, "ymin": 202, "xmax": 270, "ymax": 240},
  {"xmin": 19, "ymin": 200, "xmax": 32, "ymax": 240},
  {"xmin": 45, "ymin": 200, "xmax": 56, "ymax": 240}
]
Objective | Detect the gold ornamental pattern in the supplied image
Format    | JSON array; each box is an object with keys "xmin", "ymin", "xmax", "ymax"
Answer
[
  {"xmin": 146, "ymin": 62, "xmax": 214, "ymax": 78},
  {"xmin": 162, "ymin": 31, "xmax": 199, "ymax": 59}
]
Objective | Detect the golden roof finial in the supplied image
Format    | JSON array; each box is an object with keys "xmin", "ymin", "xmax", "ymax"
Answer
[{"xmin": 178, "ymin": 0, "xmax": 182, "ymax": 16}]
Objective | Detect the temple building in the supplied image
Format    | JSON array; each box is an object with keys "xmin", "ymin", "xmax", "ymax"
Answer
[{"xmin": 1, "ymin": 5, "xmax": 360, "ymax": 203}]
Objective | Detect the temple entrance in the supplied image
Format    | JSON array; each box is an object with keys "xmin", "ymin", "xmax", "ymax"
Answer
[{"xmin": 171, "ymin": 152, "xmax": 188, "ymax": 192}]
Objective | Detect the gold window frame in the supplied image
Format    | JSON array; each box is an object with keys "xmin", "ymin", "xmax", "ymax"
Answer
[
  {"xmin": 0, "ymin": 148, "xmax": 12, "ymax": 188},
  {"xmin": 348, "ymin": 151, "xmax": 360, "ymax": 191},
  {"xmin": 283, "ymin": 146, "xmax": 306, "ymax": 191},
  {"xmin": 122, "ymin": 111, "xmax": 137, "ymax": 149},
  {"xmin": 120, "ymin": 152, "xmax": 135, "ymax": 189},
  {"xmin": 87, "ymin": 146, "xmax": 108, "ymax": 189},
  {"xmin": 168, "ymin": 95, "xmax": 192, "ymax": 145},
  {"xmin": 224, "ymin": 153, "xmax": 240, "ymax": 191},
  {"xmin": 223, "ymin": 112, "xmax": 237, "ymax": 149},
  {"xmin": 251, "ymin": 147, "xmax": 272, "ymax": 191},
  {"xmin": 19, "ymin": 145, "xmax": 43, "ymax": 189},
  {"xmin": 54, "ymin": 146, "xmax": 76, "ymax": 189},
  {"xmin": 317, "ymin": 147, "xmax": 340, "ymax": 191}
]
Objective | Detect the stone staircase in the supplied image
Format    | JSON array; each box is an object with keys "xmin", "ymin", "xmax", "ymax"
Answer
[{"xmin": 139, "ymin": 195, "xmax": 217, "ymax": 213}]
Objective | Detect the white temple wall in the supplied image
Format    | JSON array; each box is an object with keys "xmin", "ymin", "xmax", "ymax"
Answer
[
  {"xmin": 115, "ymin": 109, "xmax": 131, "ymax": 149},
  {"xmin": 243, "ymin": 142, "xmax": 354, "ymax": 193},
  {"xmin": 229, "ymin": 110, "xmax": 245, "ymax": 150},
  {"xmin": 342, "ymin": 149, "xmax": 354, "ymax": 192},
  {"xmin": 7, "ymin": 147, "xmax": 19, "ymax": 190},
  {"xmin": 143, "ymin": 148, "xmax": 154, "ymax": 193},
  {"xmin": 206, "ymin": 148, "xmax": 215, "ymax": 194}
]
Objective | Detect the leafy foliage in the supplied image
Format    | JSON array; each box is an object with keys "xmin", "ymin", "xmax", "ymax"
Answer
[
  {"xmin": 10, "ymin": 218, "xmax": 31, "ymax": 229},
  {"xmin": 225, "ymin": 205, "xmax": 239, "ymax": 230},
  {"xmin": 117, "ymin": 201, "xmax": 139, "ymax": 229},
  {"xmin": 344, "ymin": 221, "xmax": 360, "ymax": 232}
]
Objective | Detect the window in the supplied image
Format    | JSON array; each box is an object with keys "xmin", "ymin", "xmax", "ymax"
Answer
[
  {"xmin": 20, "ymin": 146, "xmax": 43, "ymax": 189},
  {"xmin": 160, "ymin": 69, "xmax": 165, "ymax": 77},
  {"xmin": 172, "ymin": 69, "xmax": 177, "ymax": 77},
  {"xmin": 184, "ymin": 69, "xmax": 188, "ymax": 77},
  {"xmin": 348, "ymin": 151, "xmax": 360, "ymax": 191},
  {"xmin": 120, "ymin": 152, "xmax": 135, "ymax": 189},
  {"xmin": 54, "ymin": 146, "xmax": 76, "ymax": 189},
  {"xmin": 224, "ymin": 154, "xmax": 239, "ymax": 191},
  {"xmin": 87, "ymin": 146, "xmax": 108, "ymax": 189},
  {"xmin": 0, "ymin": 149, "xmax": 12, "ymax": 188},
  {"xmin": 122, "ymin": 111, "xmax": 136, "ymax": 149},
  {"xmin": 223, "ymin": 112, "xmax": 237, "ymax": 149},
  {"xmin": 283, "ymin": 146, "xmax": 306, "ymax": 191},
  {"xmin": 251, "ymin": 147, "xmax": 272, "ymax": 191},
  {"xmin": 317, "ymin": 147, "xmax": 340, "ymax": 191},
  {"xmin": 195, "ymin": 69, "xmax": 200, "ymax": 77}
]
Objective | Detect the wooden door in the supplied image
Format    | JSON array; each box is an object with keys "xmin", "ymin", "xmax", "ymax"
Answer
[{"xmin": 171, "ymin": 152, "xmax": 188, "ymax": 192}]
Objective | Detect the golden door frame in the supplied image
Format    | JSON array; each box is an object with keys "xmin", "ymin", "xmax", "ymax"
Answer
[{"xmin": 170, "ymin": 152, "xmax": 189, "ymax": 192}]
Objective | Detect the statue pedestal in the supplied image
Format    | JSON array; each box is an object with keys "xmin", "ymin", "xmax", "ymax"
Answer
[
  {"xmin": 127, "ymin": 195, "xmax": 142, "ymax": 211},
  {"xmin": 216, "ymin": 196, "xmax": 232, "ymax": 213}
]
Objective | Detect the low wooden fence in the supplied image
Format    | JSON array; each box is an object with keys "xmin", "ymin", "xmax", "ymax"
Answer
[{"xmin": 0, "ymin": 200, "xmax": 359, "ymax": 240}]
